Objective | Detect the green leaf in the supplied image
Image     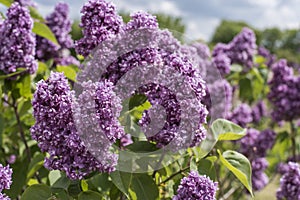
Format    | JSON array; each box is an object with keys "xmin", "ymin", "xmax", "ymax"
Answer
[
  {"xmin": 130, "ymin": 174, "xmax": 159, "ymax": 200},
  {"xmin": 126, "ymin": 141, "xmax": 158, "ymax": 153},
  {"xmin": 87, "ymin": 173, "xmax": 112, "ymax": 193},
  {"xmin": 78, "ymin": 191, "xmax": 103, "ymax": 200},
  {"xmin": 0, "ymin": 68, "xmax": 27, "ymax": 80},
  {"xmin": 52, "ymin": 174, "xmax": 71, "ymax": 190},
  {"xmin": 81, "ymin": 180, "xmax": 88, "ymax": 192},
  {"xmin": 29, "ymin": 7, "xmax": 45, "ymax": 22},
  {"xmin": 56, "ymin": 65, "xmax": 77, "ymax": 82},
  {"xmin": 32, "ymin": 22, "xmax": 58, "ymax": 45},
  {"xmin": 48, "ymin": 170, "xmax": 61, "ymax": 186},
  {"xmin": 129, "ymin": 94, "xmax": 148, "ymax": 110},
  {"xmin": 17, "ymin": 74, "xmax": 32, "ymax": 99},
  {"xmin": 190, "ymin": 157, "xmax": 198, "ymax": 171},
  {"xmin": 211, "ymin": 119, "xmax": 246, "ymax": 141},
  {"xmin": 5, "ymin": 160, "xmax": 28, "ymax": 199},
  {"xmin": 239, "ymin": 78, "xmax": 253, "ymax": 102},
  {"xmin": 26, "ymin": 153, "xmax": 44, "ymax": 181},
  {"xmin": 110, "ymin": 171, "xmax": 132, "ymax": 199},
  {"xmin": 218, "ymin": 150, "xmax": 253, "ymax": 196},
  {"xmin": 0, "ymin": 0, "xmax": 12, "ymax": 7},
  {"xmin": 254, "ymin": 55, "xmax": 266, "ymax": 65},
  {"xmin": 37, "ymin": 62, "xmax": 48, "ymax": 74},
  {"xmin": 197, "ymin": 157, "xmax": 217, "ymax": 181},
  {"xmin": 21, "ymin": 184, "xmax": 52, "ymax": 200}
]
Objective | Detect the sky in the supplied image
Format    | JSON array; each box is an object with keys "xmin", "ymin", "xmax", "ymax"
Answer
[{"xmin": 2, "ymin": 0, "xmax": 300, "ymax": 41}]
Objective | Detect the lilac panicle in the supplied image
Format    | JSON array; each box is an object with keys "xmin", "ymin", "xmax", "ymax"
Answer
[
  {"xmin": 0, "ymin": 2, "xmax": 37, "ymax": 74},
  {"xmin": 0, "ymin": 164, "xmax": 12, "ymax": 200},
  {"xmin": 240, "ymin": 128, "xmax": 276, "ymax": 191},
  {"xmin": 251, "ymin": 100, "xmax": 267, "ymax": 124},
  {"xmin": 228, "ymin": 103, "xmax": 253, "ymax": 128},
  {"xmin": 202, "ymin": 79, "xmax": 232, "ymax": 118},
  {"xmin": 268, "ymin": 59, "xmax": 300, "ymax": 122},
  {"xmin": 125, "ymin": 11, "xmax": 158, "ymax": 31},
  {"xmin": 276, "ymin": 162, "xmax": 300, "ymax": 200},
  {"xmin": 173, "ymin": 171, "xmax": 218, "ymax": 200},
  {"xmin": 0, "ymin": 164, "xmax": 12, "ymax": 192},
  {"xmin": 36, "ymin": 2, "xmax": 78, "ymax": 66},
  {"xmin": 31, "ymin": 72, "xmax": 122, "ymax": 179},
  {"xmin": 228, "ymin": 27, "xmax": 257, "ymax": 69},
  {"xmin": 75, "ymin": 0, "xmax": 124, "ymax": 57},
  {"xmin": 251, "ymin": 158, "xmax": 269, "ymax": 191},
  {"xmin": 212, "ymin": 27, "xmax": 257, "ymax": 75},
  {"xmin": 240, "ymin": 128, "xmax": 276, "ymax": 159}
]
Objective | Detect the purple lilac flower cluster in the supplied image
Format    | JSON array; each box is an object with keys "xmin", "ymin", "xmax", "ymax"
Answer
[
  {"xmin": 240, "ymin": 128, "xmax": 276, "ymax": 191},
  {"xmin": 251, "ymin": 100, "xmax": 267, "ymax": 124},
  {"xmin": 173, "ymin": 171, "xmax": 218, "ymax": 200},
  {"xmin": 0, "ymin": 2, "xmax": 37, "ymax": 74},
  {"xmin": 202, "ymin": 79, "xmax": 232, "ymax": 119},
  {"xmin": 0, "ymin": 164, "xmax": 12, "ymax": 200},
  {"xmin": 276, "ymin": 162, "xmax": 300, "ymax": 200},
  {"xmin": 31, "ymin": 72, "xmax": 124, "ymax": 179},
  {"xmin": 212, "ymin": 28, "xmax": 257, "ymax": 76},
  {"xmin": 75, "ymin": 1, "xmax": 208, "ymax": 149},
  {"xmin": 227, "ymin": 103, "xmax": 253, "ymax": 128},
  {"xmin": 75, "ymin": 0, "xmax": 123, "ymax": 57},
  {"xmin": 268, "ymin": 59, "xmax": 300, "ymax": 122},
  {"xmin": 36, "ymin": 3, "xmax": 78, "ymax": 66}
]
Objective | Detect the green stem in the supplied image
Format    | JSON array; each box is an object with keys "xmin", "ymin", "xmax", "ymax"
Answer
[
  {"xmin": 158, "ymin": 166, "xmax": 190, "ymax": 185},
  {"xmin": 290, "ymin": 121, "xmax": 297, "ymax": 161},
  {"xmin": 12, "ymin": 98, "xmax": 31, "ymax": 162},
  {"xmin": 12, "ymin": 98, "xmax": 42, "ymax": 184}
]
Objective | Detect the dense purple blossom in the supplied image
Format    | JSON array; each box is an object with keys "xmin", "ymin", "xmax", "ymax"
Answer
[
  {"xmin": 212, "ymin": 52, "xmax": 231, "ymax": 76},
  {"xmin": 173, "ymin": 171, "xmax": 218, "ymax": 200},
  {"xmin": 0, "ymin": 164, "xmax": 12, "ymax": 192},
  {"xmin": 125, "ymin": 11, "xmax": 158, "ymax": 31},
  {"xmin": 202, "ymin": 79, "xmax": 232, "ymax": 119},
  {"xmin": 239, "ymin": 128, "xmax": 276, "ymax": 191},
  {"xmin": 0, "ymin": 2, "xmax": 37, "ymax": 74},
  {"xmin": 93, "ymin": 36, "xmax": 208, "ymax": 149},
  {"xmin": 31, "ymin": 72, "xmax": 124, "ymax": 179},
  {"xmin": 268, "ymin": 59, "xmax": 300, "ymax": 122},
  {"xmin": 14, "ymin": 0, "xmax": 36, "ymax": 7},
  {"xmin": 229, "ymin": 27, "xmax": 257, "ymax": 69},
  {"xmin": 252, "ymin": 158, "xmax": 269, "ymax": 191},
  {"xmin": 0, "ymin": 193, "xmax": 10, "ymax": 200},
  {"xmin": 0, "ymin": 164, "xmax": 12, "ymax": 200},
  {"xmin": 251, "ymin": 100, "xmax": 267, "ymax": 124},
  {"xmin": 228, "ymin": 103, "xmax": 253, "ymax": 128},
  {"xmin": 240, "ymin": 128, "xmax": 275, "ymax": 159},
  {"xmin": 191, "ymin": 42, "xmax": 211, "ymax": 60},
  {"xmin": 277, "ymin": 162, "xmax": 300, "ymax": 200},
  {"xmin": 36, "ymin": 3, "xmax": 78, "ymax": 66},
  {"xmin": 212, "ymin": 28, "xmax": 257, "ymax": 75},
  {"xmin": 75, "ymin": 0, "xmax": 123, "ymax": 57}
]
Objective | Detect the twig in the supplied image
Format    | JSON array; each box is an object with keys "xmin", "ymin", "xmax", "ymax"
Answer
[{"xmin": 159, "ymin": 166, "xmax": 190, "ymax": 185}]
